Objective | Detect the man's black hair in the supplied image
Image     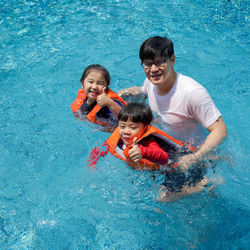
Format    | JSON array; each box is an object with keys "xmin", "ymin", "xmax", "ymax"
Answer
[{"xmin": 139, "ymin": 36, "xmax": 174, "ymax": 61}]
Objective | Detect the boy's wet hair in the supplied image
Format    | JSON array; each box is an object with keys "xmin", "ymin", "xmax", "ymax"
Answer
[
  {"xmin": 139, "ymin": 36, "xmax": 174, "ymax": 61},
  {"xmin": 80, "ymin": 64, "xmax": 110, "ymax": 86},
  {"xmin": 118, "ymin": 103, "xmax": 153, "ymax": 126}
]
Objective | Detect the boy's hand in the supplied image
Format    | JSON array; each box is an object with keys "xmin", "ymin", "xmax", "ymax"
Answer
[
  {"xmin": 128, "ymin": 137, "xmax": 142, "ymax": 162},
  {"xmin": 97, "ymin": 87, "xmax": 112, "ymax": 107}
]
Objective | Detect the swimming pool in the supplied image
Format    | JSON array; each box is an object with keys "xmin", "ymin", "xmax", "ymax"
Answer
[{"xmin": 0, "ymin": 0, "xmax": 249, "ymax": 248}]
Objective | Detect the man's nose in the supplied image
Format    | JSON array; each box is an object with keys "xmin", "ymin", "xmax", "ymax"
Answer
[{"xmin": 150, "ymin": 64, "xmax": 159, "ymax": 71}]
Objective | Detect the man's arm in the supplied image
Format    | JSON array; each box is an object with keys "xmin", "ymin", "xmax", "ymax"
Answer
[
  {"xmin": 178, "ymin": 117, "xmax": 227, "ymax": 171},
  {"xmin": 118, "ymin": 86, "xmax": 143, "ymax": 96},
  {"xmin": 195, "ymin": 117, "xmax": 227, "ymax": 157},
  {"xmin": 118, "ymin": 86, "xmax": 147, "ymax": 103}
]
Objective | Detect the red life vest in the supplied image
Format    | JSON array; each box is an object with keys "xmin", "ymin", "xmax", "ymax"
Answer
[
  {"xmin": 106, "ymin": 125, "xmax": 194, "ymax": 171},
  {"xmin": 70, "ymin": 88, "xmax": 126, "ymax": 125}
]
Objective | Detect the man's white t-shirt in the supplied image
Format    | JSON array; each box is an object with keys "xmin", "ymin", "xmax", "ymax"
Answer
[{"xmin": 141, "ymin": 73, "xmax": 221, "ymax": 143}]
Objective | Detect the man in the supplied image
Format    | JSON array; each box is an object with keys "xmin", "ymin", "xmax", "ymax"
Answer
[{"xmin": 119, "ymin": 36, "xmax": 227, "ymax": 172}]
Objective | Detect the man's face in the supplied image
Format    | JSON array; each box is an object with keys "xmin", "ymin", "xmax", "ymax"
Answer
[{"xmin": 142, "ymin": 55, "xmax": 175, "ymax": 87}]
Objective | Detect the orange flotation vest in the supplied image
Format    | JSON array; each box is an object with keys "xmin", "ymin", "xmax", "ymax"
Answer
[
  {"xmin": 106, "ymin": 125, "xmax": 194, "ymax": 171},
  {"xmin": 70, "ymin": 88, "xmax": 126, "ymax": 125}
]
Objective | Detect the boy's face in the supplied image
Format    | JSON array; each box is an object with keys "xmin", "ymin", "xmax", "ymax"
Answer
[
  {"xmin": 82, "ymin": 70, "xmax": 108, "ymax": 104},
  {"xmin": 118, "ymin": 118, "xmax": 146, "ymax": 146}
]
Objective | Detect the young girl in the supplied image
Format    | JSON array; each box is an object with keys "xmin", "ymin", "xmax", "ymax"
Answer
[
  {"xmin": 88, "ymin": 103, "xmax": 209, "ymax": 201},
  {"xmin": 71, "ymin": 64, "xmax": 126, "ymax": 129}
]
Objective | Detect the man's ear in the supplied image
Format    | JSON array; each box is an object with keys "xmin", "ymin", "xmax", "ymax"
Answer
[
  {"xmin": 169, "ymin": 54, "xmax": 175, "ymax": 67},
  {"xmin": 170, "ymin": 54, "xmax": 175, "ymax": 63}
]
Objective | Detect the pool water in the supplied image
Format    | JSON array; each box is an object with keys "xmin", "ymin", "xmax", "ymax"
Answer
[{"xmin": 0, "ymin": 0, "xmax": 249, "ymax": 248}]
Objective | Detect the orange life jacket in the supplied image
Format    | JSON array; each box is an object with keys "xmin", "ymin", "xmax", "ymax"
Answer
[
  {"xmin": 70, "ymin": 88, "xmax": 126, "ymax": 125},
  {"xmin": 106, "ymin": 125, "xmax": 194, "ymax": 171}
]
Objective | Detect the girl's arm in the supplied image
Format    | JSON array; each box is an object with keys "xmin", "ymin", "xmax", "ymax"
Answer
[
  {"xmin": 96, "ymin": 88, "xmax": 122, "ymax": 117},
  {"xmin": 105, "ymin": 98, "xmax": 123, "ymax": 117}
]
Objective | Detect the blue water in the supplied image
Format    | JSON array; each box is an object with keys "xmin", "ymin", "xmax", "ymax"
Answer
[{"xmin": 0, "ymin": 0, "xmax": 249, "ymax": 248}]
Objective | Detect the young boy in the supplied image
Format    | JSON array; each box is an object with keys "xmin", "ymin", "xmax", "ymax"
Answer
[{"xmin": 106, "ymin": 103, "xmax": 177, "ymax": 170}]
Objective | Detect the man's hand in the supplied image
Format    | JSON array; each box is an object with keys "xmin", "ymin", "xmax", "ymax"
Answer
[{"xmin": 177, "ymin": 152, "xmax": 201, "ymax": 172}]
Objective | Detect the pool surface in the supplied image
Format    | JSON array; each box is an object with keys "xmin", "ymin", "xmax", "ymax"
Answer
[{"xmin": 0, "ymin": 0, "xmax": 249, "ymax": 248}]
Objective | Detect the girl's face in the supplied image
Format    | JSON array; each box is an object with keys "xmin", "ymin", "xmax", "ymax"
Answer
[
  {"xmin": 82, "ymin": 70, "xmax": 108, "ymax": 104},
  {"xmin": 118, "ymin": 118, "xmax": 146, "ymax": 146}
]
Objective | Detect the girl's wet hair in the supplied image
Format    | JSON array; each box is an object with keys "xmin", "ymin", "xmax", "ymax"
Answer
[
  {"xmin": 139, "ymin": 36, "xmax": 174, "ymax": 61},
  {"xmin": 80, "ymin": 64, "xmax": 110, "ymax": 86},
  {"xmin": 118, "ymin": 103, "xmax": 153, "ymax": 126}
]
